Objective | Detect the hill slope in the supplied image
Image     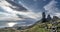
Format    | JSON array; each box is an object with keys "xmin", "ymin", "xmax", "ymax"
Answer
[{"xmin": 0, "ymin": 19, "xmax": 60, "ymax": 32}]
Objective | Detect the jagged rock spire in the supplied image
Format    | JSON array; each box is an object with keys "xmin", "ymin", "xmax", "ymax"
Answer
[
  {"xmin": 42, "ymin": 12, "xmax": 46, "ymax": 23},
  {"xmin": 47, "ymin": 14, "xmax": 52, "ymax": 21}
]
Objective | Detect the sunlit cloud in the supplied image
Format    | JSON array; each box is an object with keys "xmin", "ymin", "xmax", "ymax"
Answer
[
  {"xmin": 44, "ymin": 0, "xmax": 60, "ymax": 17},
  {"xmin": 8, "ymin": 22, "xmax": 17, "ymax": 27},
  {"xmin": 0, "ymin": 0, "xmax": 42, "ymax": 21},
  {"xmin": 44, "ymin": 0, "xmax": 58, "ymax": 14},
  {"xmin": 0, "ymin": 12, "xmax": 23, "ymax": 21}
]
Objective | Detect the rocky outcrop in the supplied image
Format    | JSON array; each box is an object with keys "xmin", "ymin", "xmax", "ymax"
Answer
[
  {"xmin": 53, "ymin": 16, "xmax": 60, "ymax": 21},
  {"xmin": 41, "ymin": 12, "xmax": 47, "ymax": 23},
  {"xmin": 47, "ymin": 14, "xmax": 52, "ymax": 21}
]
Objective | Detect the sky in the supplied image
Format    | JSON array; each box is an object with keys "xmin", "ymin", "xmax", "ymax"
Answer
[
  {"xmin": 19, "ymin": 0, "xmax": 60, "ymax": 17},
  {"xmin": 0, "ymin": 0, "xmax": 60, "ymax": 27}
]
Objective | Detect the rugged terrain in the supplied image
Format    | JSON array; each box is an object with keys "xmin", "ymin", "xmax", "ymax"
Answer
[{"xmin": 0, "ymin": 18, "xmax": 60, "ymax": 32}]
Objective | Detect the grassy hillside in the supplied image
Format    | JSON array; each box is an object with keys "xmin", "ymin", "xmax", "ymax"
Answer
[
  {"xmin": 0, "ymin": 23, "xmax": 51, "ymax": 32},
  {"xmin": 0, "ymin": 20, "xmax": 60, "ymax": 32}
]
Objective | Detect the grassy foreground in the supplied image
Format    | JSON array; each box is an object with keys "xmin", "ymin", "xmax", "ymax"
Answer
[
  {"xmin": 0, "ymin": 23, "xmax": 51, "ymax": 32},
  {"xmin": 0, "ymin": 20, "xmax": 60, "ymax": 32}
]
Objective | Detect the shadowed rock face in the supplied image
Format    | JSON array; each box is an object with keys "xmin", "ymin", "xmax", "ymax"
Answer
[
  {"xmin": 47, "ymin": 14, "xmax": 52, "ymax": 21},
  {"xmin": 41, "ymin": 12, "xmax": 47, "ymax": 23},
  {"xmin": 53, "ymin": 16, "xmax": 60, "ymax": 21},
  {"xmin": 6, "ymin": 0, "xmax": 27, "ymax": 12}
]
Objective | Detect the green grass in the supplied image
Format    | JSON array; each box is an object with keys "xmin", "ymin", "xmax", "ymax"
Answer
[
  {"xmin": 0, "ymin": 20, "xmax": 60, "ymax": 32},
  {"xmin": 21, "ymin": 23, "xmax": 51, "ymax": 32},
  {"xmin": 0, "ymin": 23, "xmax": 51, "ymax": 32}
]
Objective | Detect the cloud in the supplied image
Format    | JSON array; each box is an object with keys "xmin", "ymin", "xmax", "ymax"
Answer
[
  {"xmin": 44, "ymin": 0, "xmax": 60, "ymax": 17},
  {"xmin": 0, "ymin": 0, "xmax": 42, "ymax": 21},
  {"xmin": 0, "ymin": 12, "xmax": 23, "ymax": 21},
  {"xmin": 6, "ymin": 0, "xmax": 27, "ymax": 11},
  {"xmin": 44, "ymin": 0, "xmax": 57, "ymax": 13}
]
